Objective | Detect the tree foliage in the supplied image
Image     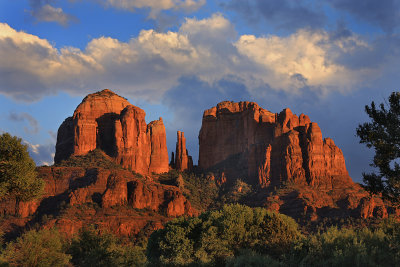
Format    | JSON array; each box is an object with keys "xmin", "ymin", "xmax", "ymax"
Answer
[
  {"xmin": 356, "ymin": 92, "xmax": 400, "ymax": 203},
  {"xmin": 147, "ymin": 204, "xmax": 302, "ymax": 266},
  {"xmin": 68, "ymin": 226, "xmax": 147, "ymax": 267},
  {"xmin": 0, "ymin": 133, "xmax": 44, "ymax": 212},
  {"xmin": 1, "ymin": 228, "xmax": 71, "ymax": 267}
]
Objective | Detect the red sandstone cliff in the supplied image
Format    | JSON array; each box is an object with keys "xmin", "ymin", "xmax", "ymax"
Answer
[
  {"xmin": 55, "ymin": 89, "xmax": 169, "ymax": 174},
  {"xmin": 198, "ymin": 101, "xmax": 352, "ymax": 188}
]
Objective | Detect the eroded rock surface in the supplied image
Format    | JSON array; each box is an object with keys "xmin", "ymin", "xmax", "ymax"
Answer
[
  {"xmin": 199, "ymin": 101, "xmax": 352, "ymax": 189},
  {"xmin": 55, "ymin": 89, "xmax": 169, "ymax": 174},
  {"xmin": 174, "ymin": 131, "xmax": 193, "ymax": 171}
]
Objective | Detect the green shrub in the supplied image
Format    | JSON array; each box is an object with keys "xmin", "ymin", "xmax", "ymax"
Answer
[
  {"xmin": 226, "ymin": 250, "xmax": 281, "ymax": 267},
  {"xmin": 68, "ymin": 226, "xmax": 147, "ymax": 267},
  {"xmin": 147, "ymin": 204, "xmax": 302, "ymax": 266},
  {"xmin": 1, "ymin": 228, "xmax": 71, "ymax": 267},
  {"xmin": 289, "ymin": 227, "xmax": 398, "ymax": 267}
]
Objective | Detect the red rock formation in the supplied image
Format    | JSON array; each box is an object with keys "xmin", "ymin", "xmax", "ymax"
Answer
[
  {"xmin": 55, "ymin": 89, "xmax": 169, "ymax": 174},
  {"xmin": 199, "ymin": 101, "xmax": 352, "ymax": 188},
  {"xmin": 175, "ymin": 131, "xmax": 193, "ymax": 171},
  {"xmin": 128, "ymin": 180, "xmax": 195, "ymax": 217},
  {"xmin": 102, "ymin": 173, "xmax": 128, "ymax": 208}
]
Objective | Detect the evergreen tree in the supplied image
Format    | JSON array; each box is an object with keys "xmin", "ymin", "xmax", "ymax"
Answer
[{"xmin": 357, "ymin": 92, "xmax": 400, "ymax": 203}]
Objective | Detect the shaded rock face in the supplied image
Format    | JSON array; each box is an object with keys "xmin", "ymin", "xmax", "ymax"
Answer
[
  {"xmin": 199, "ymin": 101, "xmax": 352, "ymax": 188},
  {"xmin": 174, "ymin": 131, "xmax": 193, "ymax": 171},
  {"xmin": 55, "ymin": 89, "xmax": 169, "ymax": 174}
]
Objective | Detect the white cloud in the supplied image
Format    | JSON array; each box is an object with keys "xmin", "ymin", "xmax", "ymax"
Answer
[
  {"xmin": 0, "ymin": 14, "xmax": 386, "ymax": 102},
  {"xmin": 235, "ymin": 30, "xmax": 372, "ymax": 94},
  {"xmin": 24, "ymin": 141, "xmax": 55, "ymax": 166}
]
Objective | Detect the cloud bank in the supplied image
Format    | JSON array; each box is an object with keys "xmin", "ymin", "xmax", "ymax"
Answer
[{"xmin": 0, "ymin": 14, "xmax": 385, "ymax": 103}]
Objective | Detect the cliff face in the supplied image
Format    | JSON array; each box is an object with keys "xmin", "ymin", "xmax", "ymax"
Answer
[
  {"xmin": 198, "ymin": 101, "xmax": 352, "ymax": 188},
  {"xmin": 55, "ymin": 89, "xmax": 169, "ymax": 174}
]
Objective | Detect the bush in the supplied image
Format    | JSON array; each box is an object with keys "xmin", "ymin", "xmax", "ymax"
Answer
[
  {"xmin": 68, "ymin": 226, "xmax": 147, "ymax": 267},
  {"xmin": 147, "ymin": 204, "xmax": 302, "ymax": 266},
  {"xmin": 226, "ymin": 250, "xmax": 281, "ymax": 267},
  {"xmin": 289, "ymin": 227, "xmax": 398, "ymax": 266},
  {"xmin": 1, "ymin": 228, "xmax": 71, "ymax": 267}
]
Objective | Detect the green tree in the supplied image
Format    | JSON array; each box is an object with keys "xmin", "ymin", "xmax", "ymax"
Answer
[
  {"xmin": 0, "ymin": 133, "xmax": 44, "ymax": 214},
  {"xmin": 290, "ymin": 227, "xmax": 398, "ymax": 266},
  {"xmin": 1, "ymin": 228, "xmax": 71, "ymax": 267},
  {"xmin": 68, "ymin": 226, "xmax": 147, "ymax": 267},
  {"xmin": 147, "ymin": 204, "xmax": 302, "ymax": 266},
  {"xmin": 356, "ymin": 92, "xmax": 400, "ymax": 203}
]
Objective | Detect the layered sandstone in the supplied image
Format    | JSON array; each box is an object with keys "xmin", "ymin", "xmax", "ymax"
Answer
[
  {"xmin": 199, "ymin": 101, "xmax": 352, "ymax": 188},
  {"xmin": 55, "ymin": 89, "xmax": 169, "ymax": 174},
  {"xmin": 174, "ymin": 131, "xmax": 193, "ymax": 171}
]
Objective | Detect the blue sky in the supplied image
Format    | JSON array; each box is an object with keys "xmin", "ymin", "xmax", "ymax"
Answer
[{"xmin": 1, "ymin": 0, "xmax": 400, "ymax": 182}]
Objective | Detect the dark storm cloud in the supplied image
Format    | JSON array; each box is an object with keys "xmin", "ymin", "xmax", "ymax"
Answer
[
  {"xmin": 223, "ymin": 0, "xmax": 326, "ymax": 31},
  {"xmin": 8, "ymin": 112, "xmax": 39, "ymax": 134},
  {"xmin": 329, "ymin": 0, "xmax": 400, "ymax": 33}
]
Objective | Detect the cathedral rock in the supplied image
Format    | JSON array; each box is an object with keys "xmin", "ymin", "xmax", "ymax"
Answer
[
  {"xmin": 198, "ymin": 101, "xmax": 352, "ymax": 189},
  {"xmin": 54, "ymin": 89, "xmax": 169, "ymax": 174}
]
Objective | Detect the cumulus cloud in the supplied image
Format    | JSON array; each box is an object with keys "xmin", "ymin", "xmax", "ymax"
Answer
[
  {"xmin": 235, "ymin": 29, "xmax": 374, "ymax": 95},
  {"xmin": 28, "ymin": 0, "xmax": 76, "ymax": 26},
  {"xmin": 223, "ymin": 0, "xmax": 326, "ymax": 31},
  {"xmin": 0, "ymin": 14, "xmax": 390, "ymax": 102},
  {"xmin": 102, "ymin": 0, "xmax": 205, "ymax": 17},
  {"xmin": 8, "ymin": 112, "xmax": 39, "ymax": 134}
]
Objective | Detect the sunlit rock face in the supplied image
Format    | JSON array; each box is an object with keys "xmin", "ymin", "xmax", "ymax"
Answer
[
  {"xmin": 174, "ymin": 131, "xmax": 193, "ymax": 171},
  {"xmin": 55, "ymin": 89, "xmax": 169, "ymax": 174},
  {"xmin": 198, "ymin": 101, "xmax": 352, "ymax": 189}
]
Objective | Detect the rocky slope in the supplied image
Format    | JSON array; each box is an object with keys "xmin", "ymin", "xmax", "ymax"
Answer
[{"xmin": 0, "ymin": 155, "xmax": 196, "ymax": 238}]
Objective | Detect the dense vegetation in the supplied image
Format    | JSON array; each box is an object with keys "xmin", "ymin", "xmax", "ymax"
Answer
[{"xmin": 0, "ymin": 204, "xmax": 399, "ymax": 266}]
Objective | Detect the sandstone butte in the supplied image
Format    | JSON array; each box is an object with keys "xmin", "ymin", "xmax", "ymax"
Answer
[
  {"xmin": 55, "ymin": 89, "xmax": 169, "ymax": 174},
  {"xmin": 199, "ymin": 101, "xmax": 352, "ymax": 189},
  {"xmin": 199, "ymin": 101, "xmax": 392, "ymax": 221}
]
